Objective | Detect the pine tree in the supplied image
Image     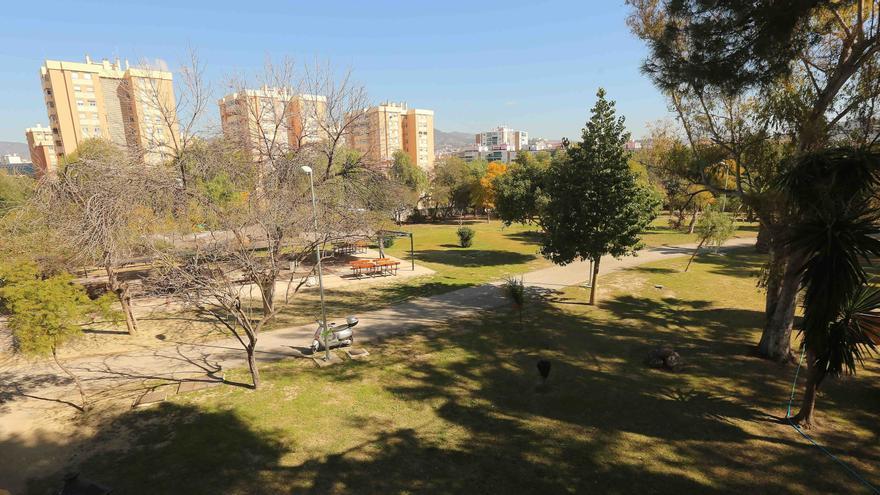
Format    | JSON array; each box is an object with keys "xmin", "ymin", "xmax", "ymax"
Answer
[{"xmin": 540, "ymin": 88, "xmax": 660, "ymax": 304}]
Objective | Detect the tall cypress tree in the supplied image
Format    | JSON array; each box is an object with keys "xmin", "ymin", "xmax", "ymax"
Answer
[{"xmin": 540, "ymin": 88, "xmax": 659, "ymax": 304}]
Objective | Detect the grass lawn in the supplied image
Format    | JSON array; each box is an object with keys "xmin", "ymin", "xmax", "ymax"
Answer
[
  {"xmin": 268, "ymin": 220, "xmax": 549, "ymax": 328},
  {"xmin": 383, "ymin": 220, "xmax": 549, "ymax": 287},
  {"xmin": 271, "ymin": 216, "xmax": 757, "ymax": 329},
  {"xmin": 25, "ymin": 248, "xmax": 879, "ymax": 494},
  {"xmin": 640, "ymin": 215, "xmax": 758, "ymax": 247}
]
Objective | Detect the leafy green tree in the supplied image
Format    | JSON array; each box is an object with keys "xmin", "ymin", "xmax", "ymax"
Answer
[
  {"xmin": 540, "ymin": 89, "xmax": 660, "ymax": 304},
  {"xmin": 390, "ymin": 150, "xmax": 428, "ymax": 193},
  {"xmin": 685, "ymin": 205, "xmax": 736, "ymax": 272},
  {"xmin": 0, "ymin": 262, "xmax": 113, "ymax": 411},
  {"xmin": 389, "ymin": 150, "xmax": 428, "ymax": 223},
  {"xmin": 429, "ymin": 157, "xmax": 487, "ymax": 215},
  {"xmin": 628, "ymin": 0, "xmax": 880, "ymax": 361},
  {"xmin": 493, "ymin": 151, "xmax": 552, "ymax": 225},
  {"xmin": 782, "ymin": 148, "xmax": 880, "ymax": 427}
]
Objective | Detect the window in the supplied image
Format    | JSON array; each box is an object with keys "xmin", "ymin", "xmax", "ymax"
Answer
[
  {"xmin": 71, "ymin": 73, "xmax": 78, "ymax": 79},
  {"xmin": 89, "ymin": 100, "xmax": 97, "ymax": 107},
  {"xmin": 45, "ymin": 89, "xmax": 52, "ymax": 96},
  {"xmin": 76, "ymin": 100, "xmax": 84, "ymax": 108},
  {"xmin": 93, "ymin": 127, "xmax": 101, "ymax": 134},
  {"xmin": 83, "ymin": 73, "xmax": 91, "ymax": 80}
]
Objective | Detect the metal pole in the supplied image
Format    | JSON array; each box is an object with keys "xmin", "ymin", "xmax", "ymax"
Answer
[
  {"xmin": 410, "ymin": 233, "xmax": 414, "ymax": 271},
  {"xmin": 307, "ymin": 170, "xmax": 330, "ymax": 361}
]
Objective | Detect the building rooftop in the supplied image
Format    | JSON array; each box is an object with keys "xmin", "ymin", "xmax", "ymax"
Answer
[{"xmin": 41, "ymin": 56, "xmax": 173, "ymax": 80}]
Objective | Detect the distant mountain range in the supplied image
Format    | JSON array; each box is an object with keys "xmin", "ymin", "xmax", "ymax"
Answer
[
  {"xmin": 434, "ymin": 129, "xmax": 473, "ymax": 150},
  {"xmin": 0, "ymin": 142, "xmax": 30, "ymax": 161}
]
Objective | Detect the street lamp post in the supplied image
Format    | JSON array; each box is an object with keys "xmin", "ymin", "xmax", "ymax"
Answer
[{"xmin": 301, "ymin": 166, "xmax": 331, "ymax": 361}]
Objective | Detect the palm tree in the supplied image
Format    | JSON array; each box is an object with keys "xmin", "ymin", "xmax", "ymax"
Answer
[{"xmin": 783, "ymin": 148, "xmax": 880, "ymax": 427}]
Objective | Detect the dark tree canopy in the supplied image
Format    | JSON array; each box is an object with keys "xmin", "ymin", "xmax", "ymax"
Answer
[{"xmin": 629, "ymin": 0, "xmax": 826, "ymax": 93}]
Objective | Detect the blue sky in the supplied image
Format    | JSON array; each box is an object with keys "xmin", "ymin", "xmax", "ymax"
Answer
[{"xmin": 0, "ymin": 0, "xmax": 671, "ymax": 143}]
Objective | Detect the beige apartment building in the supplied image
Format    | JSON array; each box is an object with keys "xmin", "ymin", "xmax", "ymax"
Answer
[
  {"xmin": 40, "ymin": 56, "xmax": 179, "ymax": 164},
  {"xmin": 219, "ymin": 88, "xmax": 327, "ymax": 162},
  {"xmin": 347, "ymin": 102, "xmax": 434, "ymax": 170},
  {"xmin": 25, "ymin": 124, "xmax": 58, "ymax": 179},
  {"xmin": 401, "ymin": 108, "xmax": 434, "ymax": 170}
]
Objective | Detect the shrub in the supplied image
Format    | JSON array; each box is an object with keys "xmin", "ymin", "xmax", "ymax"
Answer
[
  {"xmin": 457, "ymin": 226, "xmax": 475, "ymax": 248},
  {"xmin": 381, "ymin": 236, "xmax": 395, "ymax": 249},
  {"xmin": 503, "ymin": 276, "xmax": 525, "ymax": 307}
]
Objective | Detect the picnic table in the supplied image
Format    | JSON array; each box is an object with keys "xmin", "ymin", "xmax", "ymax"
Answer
[
  {"xmin": 349, "ymin": 258, "xmax": 400, "ymax": 276},
  {"xmin": 333, "ymin": 240, "xmax": 369, "ymax": 256}
]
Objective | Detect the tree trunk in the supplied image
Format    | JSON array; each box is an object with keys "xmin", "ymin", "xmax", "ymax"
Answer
[
  {"xmin": 685, "ymin": 238, "xmax": 706, "ymax": 272},
  {"xmin": 675, "ymin": 208, "xmax": 686, "ymax": 229},
  {"xmin": 589, "ymin": 257, "xmax": 601, "ymax": 305},
  {"xmin": 755, "ymin": 222, "xmax": 771, "ymax": 254},
  {"xmin": 246, "ymin": 343, "xmax": 261, "ymax": 389},
  {"xmin": 106, "ymin": 263, "xmax": 138, "ymax": 335},
  {"xmin": 687, "ymin": 208, "xmax": 698, "ymax": 234},
  {"xmin": 260, "ymin": 278, "xmax": 275, "ymax": 317},
  {"xmin": 758, "ymin": 246, "xmax": 803, "ymax": 362},
  {"xmin": 791, "ymin": 350, "xmax": 821, "ymax": 428},
  {"xmin": 52, "ymin": 346, "xmax": 87, "ymax": 412}
]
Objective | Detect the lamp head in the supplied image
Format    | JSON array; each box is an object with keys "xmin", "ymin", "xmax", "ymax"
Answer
[{"xmin": 300, "ymin": 166, "xmax": 313, "ymax": 174}]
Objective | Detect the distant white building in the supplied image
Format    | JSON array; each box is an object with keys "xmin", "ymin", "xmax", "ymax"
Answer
[
  {"xmin": 526, "ymin": 138, "xmax": 563, "ymax": 152},
  {"xmin": 476, "ymin": 126, "xmax": 528, "ymax": 151},
  {"xmin": 1, "ymin": 153, "xmax": 24, "ymax": 165},
  {"xmin": 456, "ymin": 143, "xmax": 520, "ymax": 164}
]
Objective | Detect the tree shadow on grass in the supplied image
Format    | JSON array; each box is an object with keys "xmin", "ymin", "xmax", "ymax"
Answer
[
  {"xmin": 16, "ymin": 291, "xmax": 879, "ymax": 494},
  {"xmin": 503, "ymin": 230, "xmax": 543, "ymax": 246},
  {"xmin": 413, "ymin": 249, "xmax": 536, "ymax": 268},
  {"xmin": 354, "ymin": 298, "xmax": 870, "ymax": 493},
  {"xmin": 23, "ymin": 402, "xmax": 289, "ymax": 495},
  {"xmin": 698, "ymin": 247, "xmax": 765, "ymax": 279}
]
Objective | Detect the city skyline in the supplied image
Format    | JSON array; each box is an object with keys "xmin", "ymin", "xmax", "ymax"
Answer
[{"xmin": 0, "ymin": 0, "xmax": 669, "ymax": 144}]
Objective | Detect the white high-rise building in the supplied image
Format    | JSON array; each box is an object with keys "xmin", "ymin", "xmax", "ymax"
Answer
[{"xmin": 475, "ymin": 126, "xmax": 528, "ymax": 151}]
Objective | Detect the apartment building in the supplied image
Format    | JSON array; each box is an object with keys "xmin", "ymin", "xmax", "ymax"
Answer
[
  {"xmin": 401, "ymin": 108, "xmax": 434, "ymax": 170},
  {"xmin": 39, "ymin": 56, "xmax": 179, "ymax": 164},
  {"xmin": 476, "ymin": 126, "xmax": 528, "ymax": 151},
  {"xmin": 456, "ymin": 143, "xmax": 519, "ymax": 164},
  {"xmin": 25, "ymin": 124, "xmax": 58, "ymax": 178},
  {"xmin": 347, "ymin": 102, "xmax": 435, "ymax": 170},
  {"xmin": 219, "ymin": 88, "xmax": 327, "ymax": 162}
]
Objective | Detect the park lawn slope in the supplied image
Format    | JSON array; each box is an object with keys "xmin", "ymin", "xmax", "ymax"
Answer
[{"xmin": 26, "ymin": 248, "xmax": 880, "ymax": 494}]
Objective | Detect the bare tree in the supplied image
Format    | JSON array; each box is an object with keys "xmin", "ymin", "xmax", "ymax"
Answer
[
  {"xmin": 302, "ymin": 62, "xmax": 372, "ymax": 180},
  {"xmin": 138, "ymin": 48, "xmax": 214, "ymax": 189},
  {"xmin": 33, "ymin": 140, "xmax": 169, "ymax": 335},
  {"xmin": 152, "ymin": 134, "xmax": 386, "ymax": 387}
]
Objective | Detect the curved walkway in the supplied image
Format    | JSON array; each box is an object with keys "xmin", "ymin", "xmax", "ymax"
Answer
[{"xmin": 0, "ymin": 237, "xmax": 755, "ymax": 421}]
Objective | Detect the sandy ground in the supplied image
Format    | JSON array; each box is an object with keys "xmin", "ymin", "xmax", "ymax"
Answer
[
  {"xmin": 0, "ymin": 239, "xmax": 755, "ymax": 494},
  {"xmin": 0, "ymin": 250, "xmax": 433, "ymax": 363}
]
